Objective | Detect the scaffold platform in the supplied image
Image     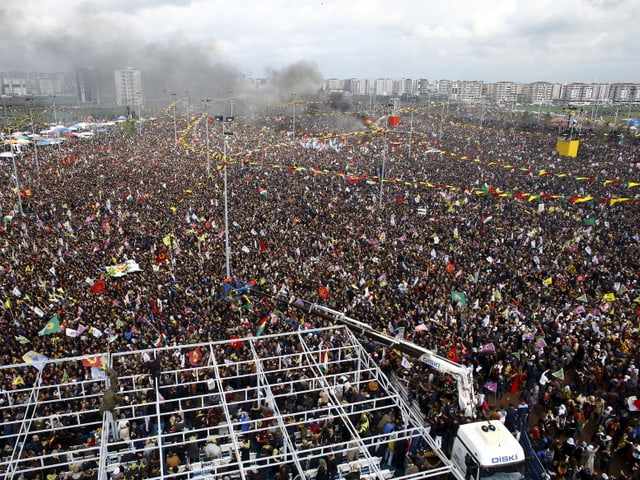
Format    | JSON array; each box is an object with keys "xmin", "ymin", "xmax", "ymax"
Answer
[{"xmin": 1, "ymin": 325, "xmax": 455, "ymax": 480}]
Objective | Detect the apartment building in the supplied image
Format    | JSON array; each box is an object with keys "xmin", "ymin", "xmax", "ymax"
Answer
[{"xmin": 114, "ymin": 67, "xmax": 144, "ymax": 106}]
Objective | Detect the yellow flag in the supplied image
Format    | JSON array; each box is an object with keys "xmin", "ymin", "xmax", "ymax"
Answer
[
  {"xmin": 4, "ymin": 298, "xmax": 10, "ymax": 309},
  {"xmin": 542, "ymin": 277, "xmax": 553, "ymax": 286},
  {"xmin": 603, "ymin": 292, "xmax": 616, "ymax": 302},
  {"xmin": 609, "ymin": 198, "xmax": 630, "ymax": 206}
]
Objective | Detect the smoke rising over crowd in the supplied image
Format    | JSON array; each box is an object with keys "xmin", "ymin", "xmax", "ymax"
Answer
[{"xmin": 0, "ymin": 1, "xmax": 324, "ymax": 102}]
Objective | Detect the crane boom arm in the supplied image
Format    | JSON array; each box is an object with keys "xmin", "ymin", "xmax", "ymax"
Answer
[{"xmin": 255, "ymin": 290, "xmax": 476, "ymax": 418}]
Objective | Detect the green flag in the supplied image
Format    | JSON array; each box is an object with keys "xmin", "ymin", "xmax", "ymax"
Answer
[
  {"xmin": 256, "ymin": 315, "xmax": 268, "ymax": 336},
  {"xmin": 583, "ymin": 217, "xmax": 596, "ymax": 226},
  {"xmin": 576, "ymin": 294, "xmax": 589, "ymax": 303},
  {"xmin": 468, "ymin": 267, "xmax": 480, "ymax": 284},
  {"xmin": 551, "ymin": 368, "xmax": 564, "ymax": 380},
  {"xmin": 451, "ymin": 291, "xmax": 467, "ymax": 307},
  {"xmin": 38, "ymin": 316, "xmax": 61, "ymax": 336}
]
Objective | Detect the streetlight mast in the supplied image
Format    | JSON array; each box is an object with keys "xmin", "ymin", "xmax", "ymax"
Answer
[
  {"xmin": 51, "ymin": 95, "xmax": 57, "ymax": 124},
  {"xmin": 292, "ymin": 92, "xmax": 297, "ymax": 138},
  {"xmin": 378, "ymin": 103, "xmax": 392, "ymax": 209},
  {"xmin": 222, "ymin": 115, "xmax": 234, "ymax": 279},
  {"xmin": 10, "ymin": 144, "xmax": 23, "ymax": 216},
  {"xmin": 201, "ymin": 99, "xmax": 211, "ymax": 175},
  {"xmin": 170, "ymin": 93, "xmax": 177, "ymax": 143},
  {"xmin": 26, "ymin": 97, "xmax": 39, "ymax": 174}
]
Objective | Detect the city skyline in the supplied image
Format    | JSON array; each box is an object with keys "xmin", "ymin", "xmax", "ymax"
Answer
[{"xmin": 0, "ymin": 0, "xmax": 638, "ymax": 97}]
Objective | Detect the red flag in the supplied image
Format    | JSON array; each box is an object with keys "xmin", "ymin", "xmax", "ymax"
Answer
[
  {"xmin": 447, "ymin": 346, "xmax": 459, "ymax": 363},
  {"xmin": 82, "ymin": 355, "xmax": 103, "ymax": 367},
  {"xmin": 187, "ymin": 348, "xmax": 202, "ymax": 367},
  {"xmin": 155, "ymin": 249, "xmax": 168, "ymax": 264},
  {"xmin": 259, "ymin": 240, "xmax": 267, "ymax": 253},
  {"xmin": 228, "ymin": 335, "xmax": 244, "ymax": 350},
  {"xmin": 318, "ymin": 286, "xmax": 330, "ymax": 299},
  {"xmin": 91, "ymin": 280, "xmax": 106, "ymax": 294}
]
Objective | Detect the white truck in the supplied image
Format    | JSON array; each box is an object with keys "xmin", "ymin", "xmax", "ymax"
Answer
[
  {"xmin": 450, "ymin": 420, "xmax": 526, "ymax": 480},
  {"xmin": 256, "ymin": 290, "xmax": 530, "ymax": 480}
]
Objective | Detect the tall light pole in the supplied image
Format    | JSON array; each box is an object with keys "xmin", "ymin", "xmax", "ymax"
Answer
[
  {"xmin": 292, "ymin": 92, "xmax": 297, "ymax": 138},
  {"xmin": 222, "ymin": 115, "xmax": 234, "ymax": 279},
  {"xmin": 170, "ymin": 93, "xmax": 177, "ymax": 143},
  {"xmin": 10, "ymin": 144, "xmax": 23, "ymax": 216},
  {"xmin": 26, "ymin": 97, "xmax": 39, "ymax": 174},
  {"xmin": 228, "ymin": 91, "xmax": 234, "ymax": 117},
  {"xmin": 185, "ymin": 91, "xmax": 190, "ymax": 119},
  {"xmin": 51, "ymin": 95, "xmax": 57, "ymax": 124},
  {"xmin": 378, "ymin": 104, "xmax": 392, "ymax": 209},
  {"xmin": 201, "ymin": 99, "xmax": 211, "ymax": 175},
  {"xmin": 407, "ymin": 108, "xmax": 414, "ymax": 160},
  {"xmin": 136, "ymin": 91, "xmax": 142, "ymax": 135}
]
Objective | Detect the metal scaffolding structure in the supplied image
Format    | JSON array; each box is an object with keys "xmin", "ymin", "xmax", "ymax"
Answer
[{"xmin": 0, "ymin": 325, "xmax": 454, "ymax": 480}]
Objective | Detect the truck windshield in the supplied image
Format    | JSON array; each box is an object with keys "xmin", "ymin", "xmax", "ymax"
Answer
[{"xmin": 479, "ymin": 463, "xmax": 525, "ymax": 480}]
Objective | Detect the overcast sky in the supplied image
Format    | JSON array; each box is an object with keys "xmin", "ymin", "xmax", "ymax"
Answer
[{"xmin": 1, "ymin": 0, "xmax": 638, "ymax": 86}]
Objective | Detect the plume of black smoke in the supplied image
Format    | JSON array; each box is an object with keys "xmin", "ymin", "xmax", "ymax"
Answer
[
  {"xmin": 0, "ymin": 3, "xmax": 323, "ymax": 104},
  {"xmin": 328, "ymin": 92, "xmax": 354, "ymax": 112},
  {"xmin": 265, "ymin": 61, "xmax": 324, "ymax": 100}
]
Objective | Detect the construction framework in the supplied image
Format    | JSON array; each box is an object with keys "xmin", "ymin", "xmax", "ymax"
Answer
[{"xmin": 0, "ymin": 325, "xmax": 456, "ymax": 480}]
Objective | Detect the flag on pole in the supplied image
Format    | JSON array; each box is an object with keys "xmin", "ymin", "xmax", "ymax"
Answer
[
  {"xmin": 451, "ymin": 291, "xmax": 467, "ymax": 307},
  {"xmin": 38, "ymin": 316, "xmax": 61, "ymax": 336},
  {"xmin": 65, "ymin": 327, "xmax": 79, "ymax": 338},
  {"xmin": 468, "ymin": 267, "xmax": 480, "ymax": 284},
  {"xmin": 90, "ymin": 367, "xmax": 106, "ymax": 380},
  {"xmin": 481, "ymin": 342, "xmax": 496, "ymax": 353},
  {"xmin": 82, "ymin": 355, "xmax": 104, "ymax": 368},
  {"xmin": 23, "ymin": 351, "xmax": 49, "ymax": 371},
  {"xmin": 187, "ymin": 348, "xmax": 202, "ymax": 367},
  {"xmin": 401, "ymin": 356, "xmax": 412, "ymax": 370},
  {"xmin": 91, "ymin": 279, "xmax": 106, "ymax": 294},
  {"xmin": 447, "ymin": 346, "xmax": 459, "ymax": 363},
  {"xmin": 256, "ymin": 316, "xmax": 268, "ymax": 336},
  {"xmin": 319, "ymin": 343, "xmax": 329, "ymax": 371},
  {"xmin": 484, "ymin": 381, "xmax": 498, "ymax": 393}
]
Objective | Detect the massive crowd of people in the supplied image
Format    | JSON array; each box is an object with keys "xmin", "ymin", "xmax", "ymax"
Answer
[{"xmin": 1, "ymin": 102, "xmax": 639, "ymax": 480}]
